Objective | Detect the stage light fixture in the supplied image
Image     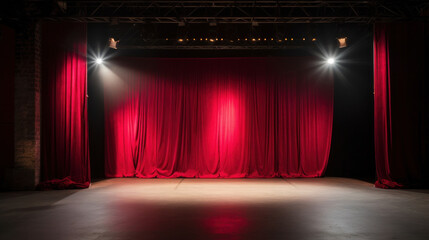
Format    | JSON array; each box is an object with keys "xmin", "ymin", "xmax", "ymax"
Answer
[
  {"xmin": 337, "ymin": 37, "xmax": 348, "ymax": 48},
  {"xmin": 327, "ymin": 58, "xmax": 335, "ymax": 65},
  {"xmin": 96, "ymin": 58, "xmax": 103, "ymax": 65},
  {"xmin": 108, "ymin": 38, "xmax": 119, "ymax": 49}
]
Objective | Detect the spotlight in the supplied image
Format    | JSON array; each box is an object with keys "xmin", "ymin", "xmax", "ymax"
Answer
[
  {"xmin": 108, "ymin": 38, "xmax": 119, "ymax": 49},
  {"xmin": 96, "ymin": 58, "xmax": 103, "ymax": 65},
  {"xmin": 327, "ymin": 58, "xmax": 335, "ymax": 65},
  {"xmin": 337, "ymin": 37, "xmax": 348, "ymax": 48}
]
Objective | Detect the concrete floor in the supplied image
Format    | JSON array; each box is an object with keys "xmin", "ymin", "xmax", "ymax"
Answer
[{"xmin": 0, "ymin": 178, "xmax": 428, "ymax": 240}]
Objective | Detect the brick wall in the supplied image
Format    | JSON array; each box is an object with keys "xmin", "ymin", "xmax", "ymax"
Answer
[
  {"xmin": 0, "ymin": 25, "xmax": 16, "ymax": 188},
  {"xmin": 6, "ymin": 21, "xmax": 42, "ymax": 189}
]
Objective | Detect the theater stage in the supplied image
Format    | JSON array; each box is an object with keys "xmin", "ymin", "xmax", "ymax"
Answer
[{"xmin": 1, "ymin": 178, "xmax": 428, "ymax": 240}]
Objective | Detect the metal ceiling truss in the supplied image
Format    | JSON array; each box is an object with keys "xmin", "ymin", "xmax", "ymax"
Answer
[{"xmin": 4, "ymin": 0, "xmax": 429, "ymax": 24}]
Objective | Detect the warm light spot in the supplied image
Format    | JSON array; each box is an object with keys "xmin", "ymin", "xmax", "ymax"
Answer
[
  {"xmin": 178, "ymin": 38, "xmax": 184, "ymax": 42},
  {"xmin": 312, "ymin": 38, "xmax": 316, "ymax": 41},
  {"xmin": 219, "ymin": 93, "xmax": 238, "ymax": 143},
  {"xmin": 338, "ymin": 37, "xmax": 348, "ymax": 48}
]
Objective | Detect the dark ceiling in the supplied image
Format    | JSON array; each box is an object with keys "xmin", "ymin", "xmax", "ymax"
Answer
[{"xmin": 2, "ymin": 0, "xmax": 429, "ymax": 24}]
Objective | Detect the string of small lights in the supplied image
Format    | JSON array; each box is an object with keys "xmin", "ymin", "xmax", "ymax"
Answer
[{"xmin": 171, "ymin": 37, "xmax": 317, "ymax": 43}]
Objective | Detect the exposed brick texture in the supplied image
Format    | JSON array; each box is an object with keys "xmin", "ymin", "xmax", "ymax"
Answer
[{"xmin": 7, "ymin": 21, "xmax": 42, "ymax": 189}]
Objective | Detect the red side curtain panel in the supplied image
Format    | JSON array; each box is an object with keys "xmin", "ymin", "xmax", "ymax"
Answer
[
  {"xmin": 104, "ymin": 57, "xmax": 334, "ymax": 178},
  {"xmin": 373, "ymin": 22, "xmax": 428, "ymax": 188},
  {"xmin": 39, "ymin": 22, "xmax": 90, "ymax": 189}
]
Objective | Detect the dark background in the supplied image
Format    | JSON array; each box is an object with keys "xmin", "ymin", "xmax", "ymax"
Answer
[{"xmin": 87, "ymin": 23, "xmax": 375, "ymax": 180}]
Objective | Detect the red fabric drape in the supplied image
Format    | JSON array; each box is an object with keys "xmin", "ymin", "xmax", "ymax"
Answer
[
  {"xmin": 104, "ymin": 57, "xmax": 333, "ymax": 178},
  {"xmin": 373, "ymin": 23, "xmax": 427, "ymax": 188},
  {"xmin": 40, "ymin": 22, "xmax": 90, "ymax": 189}
]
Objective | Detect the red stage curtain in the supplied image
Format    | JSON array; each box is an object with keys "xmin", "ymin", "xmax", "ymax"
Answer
[
  {"xmin": 104, "ymin": 57, "xmax": 333, "ymax": 178},
  {"xmin": 40, "ymin": 22, "xmax": 90, "ymax": 189},
  {"xmin": 374, "ymin": 23, "xmax": 427, "ymax": 188}
]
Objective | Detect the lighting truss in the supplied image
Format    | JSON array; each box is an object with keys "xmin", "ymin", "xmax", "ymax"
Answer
[{"xmin": 2, "ymin": 0, "xmax": 429, "ymax": 24}]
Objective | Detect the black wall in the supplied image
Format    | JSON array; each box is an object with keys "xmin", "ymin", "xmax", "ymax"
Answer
[
  {"xmin": 325, "ymin": 25, "xmax": 375, "ymax": 180},
  {"xmin": 87, "ymin": 23, "xmax": 375, "ymax": 180}
]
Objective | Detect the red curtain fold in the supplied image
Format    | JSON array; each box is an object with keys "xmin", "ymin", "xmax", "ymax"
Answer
[
  {"xmin": 104, "ymin": 57, "xmax": 333, "ymax": 178},
  {"xmin": 40, "ymin": 22, "xmax": 90, "ymax": 189},
  {"xmin": 373, "ymin": 23, "xmax": 427, "ymax": 188}
]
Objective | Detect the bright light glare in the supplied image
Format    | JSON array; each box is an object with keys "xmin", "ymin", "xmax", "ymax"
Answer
[
  {"xmin": 327, "ymin": 58, "xmax": 335, "ymax": 65},
  {"xmin": 96, "ymin": 58, "xmax": 103, "ymax": 64}
]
